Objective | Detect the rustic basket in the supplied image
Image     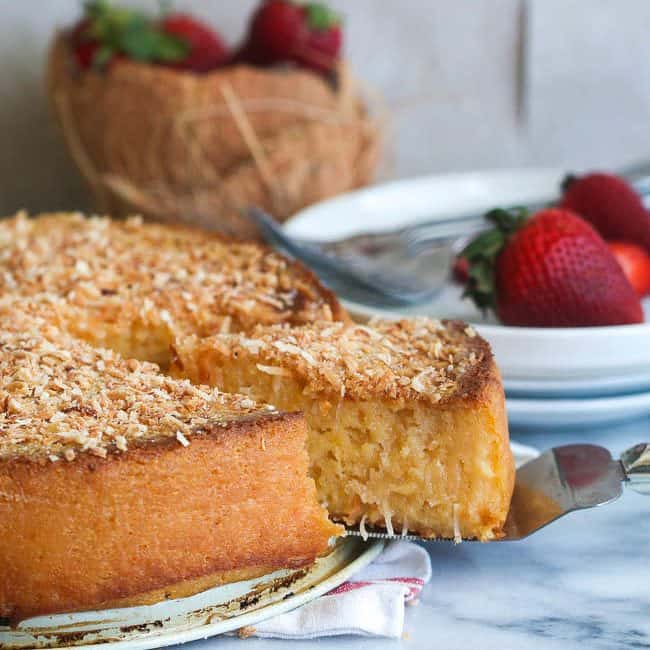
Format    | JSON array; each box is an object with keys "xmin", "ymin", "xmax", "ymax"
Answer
[{"xmin": 46, "ymin": 34, "xmax": 382, "ymax": 239}]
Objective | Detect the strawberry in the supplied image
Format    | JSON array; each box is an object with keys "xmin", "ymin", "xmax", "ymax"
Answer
[
  {"xmin": 161, "ymin": 13, "xmax": 229, "ymax": 72},
  {"xmin": 69, "ymin": 18, "xmax": 101, "ymax": 69},
  {"xmin": 608, "ymin": 241, "xmax": 650, "ymax": 297},
  {"xmin": 294, "ymin": 3, "xmax": 342, "ymax": 73},
  {"xmin": 461, "ymin": 208, "xmax": 644, "ymax": 327},
  {"xmin": 236, "ymin": 0, "xmax": 342, "ymax": 73},
  {"xmin": 451, "ymin": 256, "xmax": 470, "ymax": 284},
  {"xmin": 559, "ymin": 172, "xmax": 650, "ymax": 252},
  {"xmin": 67, "ymin": 2, "xmax": 194, "ymax": 71},
  {"xmin": 242, "ymin": 0, "xmax": 307, "ymax": 65}
]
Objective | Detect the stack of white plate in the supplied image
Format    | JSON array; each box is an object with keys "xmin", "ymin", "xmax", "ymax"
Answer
[
  {"xmin": 475, "ymin": 308, "xmax": 650, "ymax": 428},
  {"xmin": 286, "ymin": 169, "xmax": 650, "ymax": 429}
]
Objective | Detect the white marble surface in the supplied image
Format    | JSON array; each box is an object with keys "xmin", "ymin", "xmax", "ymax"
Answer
[{"xmin": 184, "ymin": 416, "xmax": 650, "ymax": 650}]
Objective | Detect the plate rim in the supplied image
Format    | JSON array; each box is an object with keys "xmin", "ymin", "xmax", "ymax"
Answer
[
  {"xmin": 506, "ymin": 390, "xmax": 650, "ymax": 428},
  {"xmin": 3, "ymin": 539, "xmax": 385, "ymax": 650},
  {"xmin": 285, "ymin": 166, "xmax": 566, "ymax": 241}
]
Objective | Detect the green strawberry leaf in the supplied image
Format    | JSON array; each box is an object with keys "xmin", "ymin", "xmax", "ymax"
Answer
[
  {"xmin": 80, "ymin": 0, "xmax": 189, "ymax": 67},
  {"xmin": 459, "ymin": 207, "xmax": 529, "ymax": 315},
  {"xmin": 305, "ymin": 3, "xmax": 341, "ymax": 31},
  {"xmin": 154, "ymin": 33, "xmax": 190, "ymax": 61},
  {"xmin": 120, "ymin": 17, "xmax": 157, "ymax": 60},
  {"xmin": 93, "ymin": 44, "xmax": 115, "ymax": 68}
]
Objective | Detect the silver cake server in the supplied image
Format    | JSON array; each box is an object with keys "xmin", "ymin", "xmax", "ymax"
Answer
[{"xmin": 345, "ymin": 443, "xmax": 650, "ymax": 542}]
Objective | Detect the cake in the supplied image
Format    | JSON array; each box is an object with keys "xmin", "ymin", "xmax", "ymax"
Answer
[
  {"xmin": 171, "ymin": 318, "xmax": 515, "ymax": 541},
  {"xmin": 0, "ymin": 212, "xmax": 346, "ymax": 367},
  {"xmin": 0, "ymin": 308, "xmax": 340, "ymax": 624},
  {"xmin": 0, "ymin": 213, "xmax": 514, "ymax": 624}
]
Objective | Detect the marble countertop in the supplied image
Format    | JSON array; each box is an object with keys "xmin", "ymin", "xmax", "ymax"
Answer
[{"xmin": 187, "ymin": 416, "xmax": 650, "ymax": 650}]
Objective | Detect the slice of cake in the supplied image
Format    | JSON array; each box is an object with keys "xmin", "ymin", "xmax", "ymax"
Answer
[
  {"xmin": 0, "ymin": 212, "xmax": 347, "ymax": 367},
  {"xmin": 171, "ymin": 318, "xmax": 515, "ymax": 541},
  {"xmin": 0, "ymin": 310, "xmax": 340, "ymax": 624}
]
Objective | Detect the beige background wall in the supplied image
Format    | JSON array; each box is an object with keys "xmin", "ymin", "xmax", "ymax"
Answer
[{"xmin": 1, "ymin": 0, "xmax": 649, "ymax": 215}]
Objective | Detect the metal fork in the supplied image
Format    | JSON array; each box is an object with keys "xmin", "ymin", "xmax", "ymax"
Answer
[
  {"xmin": 247, "ymin": 207, "xmax": 445, "ymax": 307},
  {"xmin": 344, "ymin": 443, "xmax": 650, "ymax": 542},
  {"xmin": 246, "ymin": 163, "xmax": 650, "ymax": 307}
]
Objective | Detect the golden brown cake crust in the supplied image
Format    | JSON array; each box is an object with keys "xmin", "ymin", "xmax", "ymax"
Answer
[
  {"xmin": 172, "ymin": 317, "xmax": 494, "ymax": 407},
  {"xmin": 0, "ymin": 411, "xmax": 341, "ymax": 624}
]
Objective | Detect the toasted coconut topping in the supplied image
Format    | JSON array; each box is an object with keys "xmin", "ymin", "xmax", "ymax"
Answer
[
  {"xmin": 181, "ymin": 318, "xmax": 492, "ymax": 405},
  {"xmin": 0, "ymin": 212, "xmax": 342, "ymax": 343},
  {"xmin": 452, "ymin": 503, "xmax": 462, "ymax": 544},
  {"xmin": 358, "ymin": 515, "xmax": 369, "ymax": 542},
  {"xmin": 0, "ymin": 310, "xmax": 275, "ymax": 461}
]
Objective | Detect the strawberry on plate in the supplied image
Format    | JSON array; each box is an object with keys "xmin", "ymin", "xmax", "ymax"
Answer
[
  {"xmin": 235, "ymin": 0, "xmax": 342, "ymax": 73},
  {"xmin": 608, "ymin": 241, "xmax": 650, "ymax": 297},
  {"xmin": 451, "ymin": 255, "xmax": 470, "ymax": 284},
  {"xmin": 460, "ymin": 207, "xmax": 644, "ymax": 327},
  {"xmin": 559, "ymin": 172, "xmax": 650, "ymax": 253}
]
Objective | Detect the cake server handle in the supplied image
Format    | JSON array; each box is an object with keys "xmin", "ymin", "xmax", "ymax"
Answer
[{"xmin": 620, "ymin": 443, "xmax": 650, "ymax": 495}]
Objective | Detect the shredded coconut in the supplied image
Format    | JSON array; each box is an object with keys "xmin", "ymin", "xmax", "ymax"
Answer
[
  {"xmin": 382, "ymin": 503, "xmax": 395, "ymax": 536},
  {"xmin": 195, "ymin": 317, "xmax": 487, "ymax": 406},
  {"xmin": 256, "ymin": 364, "xmax": 292, "ymax": 377},
  {"xmin": 359, "ymin": 515, "xmax": 369, "ymax": 541},
  {"xmin": 452, "ymin": 503, "xmax": 462, "ymax": 544},
  {"xmin": 176, "ymin": 431, "xmax": 190, "ymax": 447}
]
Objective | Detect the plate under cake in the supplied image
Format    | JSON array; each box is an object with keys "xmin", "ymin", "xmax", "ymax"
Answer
[
  {"xmin": 171, "ymin": 318, "xmax": 515, "ymax": 541},
  {"xmin": 0, "ymin": 308, "xmax": 340, "ymax": 625},
  {"xmin": 0, "ymin": 212, "xmax": 346, "ymax": 367}
]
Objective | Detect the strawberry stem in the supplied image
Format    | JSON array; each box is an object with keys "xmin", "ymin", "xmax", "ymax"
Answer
[
  {"xmin": 305, "ymin": 3, "xmax": 341, "ymax": 30},
  {"xmin": 460, "ymin": 208, "xmax": 528, "ymax": 312},
  {"xmin": 561, "ymin": 173, "xmax": 578, "ymax": 193}
]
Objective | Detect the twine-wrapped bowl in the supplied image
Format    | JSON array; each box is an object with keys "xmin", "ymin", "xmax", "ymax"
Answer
[{"xmin": 46, "ymin": 34, "xmax": 381, "ymax": 239}]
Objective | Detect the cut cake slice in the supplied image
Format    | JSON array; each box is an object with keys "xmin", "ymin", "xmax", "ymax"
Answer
[
  {"xmin": 171, "ymin": 318, "xmax": 515, "ymax": 541},
  {"xmin": 0, "ymin": 310, "xmax": 340, "ymax": 624}
]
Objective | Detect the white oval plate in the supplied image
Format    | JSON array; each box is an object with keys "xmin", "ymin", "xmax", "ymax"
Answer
[
  {"xmin": 285, "ymin": 170, "xmax": 650, "ymax": 393},
  {"xmin": 506, "ymin": 391, "xmax": 650, "ymax": 429},
  {"xmin": 0, "ymin": 538, "xmax": 383, "ymax": 650}
]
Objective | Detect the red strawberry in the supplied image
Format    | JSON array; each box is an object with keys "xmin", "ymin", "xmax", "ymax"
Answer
[
  {"xmin": 294, "ymin": 3, "xmax": 342, "ymax": 73},
  {"xmin": 236, "ymin": 0, "xmax": 342, "ymax": 73},
  {"xmin": 69, "ymin": 18, "xmax": 101, "ymax": 69},
  {"xmin": 451, "ymin": 256, "xmax": 470, "ymax": 284},
  {"xmin": 608, "ymin": 241, "xmax": 650, "ymax": 297},
  {"xmin": 67, "ymin": 2, "xmax": 200, "ymax": 71},
  {"xmin": 559, "ymin": 172, "xmax": 650, "ymax": 252},
  {"xmin": 238, "ymin": 0, "xmax": 307, "ymax": 65},
  {"xmin": 461, "ymin": 208, "xmax": 644, "ymax": 327},
  {"xmin": 161, "ymin": 13, "xmax": 229, "ymax": 72}
]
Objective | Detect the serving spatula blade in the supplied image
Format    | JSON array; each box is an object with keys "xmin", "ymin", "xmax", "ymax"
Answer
[{"xmin": 345, "ymin": 443, "xmax": 647, "ymax": 542}]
